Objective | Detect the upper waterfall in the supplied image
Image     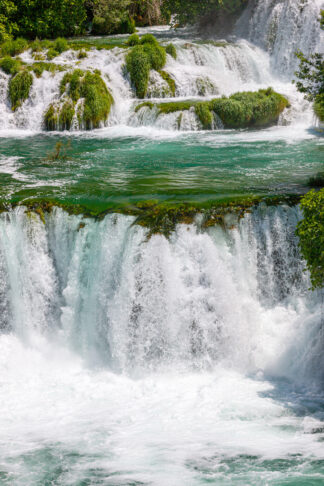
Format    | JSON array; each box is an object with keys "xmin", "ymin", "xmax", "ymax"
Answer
[{"xmin": 236, "ymin": 0, "xmax": 324, "ymax": 77}]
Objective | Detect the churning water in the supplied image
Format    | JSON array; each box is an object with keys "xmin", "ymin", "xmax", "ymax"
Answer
[{"xmin": 0, "ymin": 0, "xmax": 324, "ymax": 484}]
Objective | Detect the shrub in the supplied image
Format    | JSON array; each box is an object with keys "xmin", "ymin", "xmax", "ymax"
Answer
[
  {"xmin": 119, "ymin": 17, "xmax": 136, "ymax": 34},
  {"xmin": 1, "ymin": 37, "xmax": 28, "ymax": 56},
  {"xmin": 126, "ymin": 35, "xmax": 167, "ymax": 98},
  {"xmin": 59, "ymin": 101, "xmax": 74, "ymax": 130},
  {"xmin": 195, "ymin": 102, "xmax": 213, "ymax": 129},
  {"xmin": 47, "ymin": 48, "xmax": 59, "ymax": 60},
  {"xmin": 140, "ymin": 34, "xmax": 159, "ymax": 45},
  {"xmin": 126, "ymin": 45, "xmax": 151, "ymax": 98},
  {"xmin": 53, "ymin": 38, "xmax": 68, "ymax": 54},
  {"xmin": 45, "ymin": 69, "xmax": 113, "ymax": 130},
  {"xmin": 135, "ymin": 88, "xmax": 289, "ymax": 129},
  {"xmin": 9, "ymin": 70, "xmax": 33, "ymax": 110},
  {"xmin": 309, "ymin": 172, "xmax": 324, "ymax": 188},
  {"xmin": 166, "ymin": 43, "xmax": 177, "ymax": 59},
  {"xmin": 44, "ymin": 104, "xmax": 58, "ymax": 130},
  {"xmin": 314, "ymin": 93, "xmax": 324, "ymax": 122},
  {"xmin": 296, "ymin": 189, "xmax": 324, "ymax": 289},
  {"xmin": 127, "ymin": 34, "xmax": 140, "ymax": 46},
  {"xmin": 0, "ymin": 56, "xmax": 21, "ymax": 75},
  {"xmin": 143, "ymin": 43, "xmax": 166, "ymax": 71}
]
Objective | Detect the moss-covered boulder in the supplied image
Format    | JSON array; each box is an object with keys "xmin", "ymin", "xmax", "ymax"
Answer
[
  {"xmin": 44, "ymin": 69, "xmax": 113, "ymax": 131},
  {"xmin": 9, "ymin": 70, "xmax": 33, "ymax": 111},
  {"xmin": 135, "ymin": 88, "xmax": 289, "ymax": 129},
  {"xmin": 0, "ymin": 56, "xmax": 22, "ymax": 76},
  {"xmin": 126, "ymin": 34, "xmax": 168, "ymax": 98}
]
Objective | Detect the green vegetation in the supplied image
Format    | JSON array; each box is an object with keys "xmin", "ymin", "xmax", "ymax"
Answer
[
  {"xmin": 126, "ymin": 45, "xmax": 151, "ymax": 98},
  {"xmin": 127, "ymin": 34, "xmax": 140, "ymax": 46},
  {"xmin": 308, "ymin": 172, "xmax": 324, "ymax": 188},
  {"xmin": 296, "ymin": 189, "xmax": 324, "ymax": 289},
  {"xmin": 29, "ymin": 62, "xmax": 64, "ymax": 77},
  {"xmin": 8, "ymin": 69, "xmax": 33, "ymax": 110},
  {"xmin": 126, "ymin": 34, "xmax": 168, "ymax": 98},
  {"xmin": 163, "ymin": 0, "xmax": 247, "ymax": 28},
  {"xmin": 0, "ymin": 55, "xmax": 21, "ymax": 75},
  {"xmin": 294, "ymin": 10, "xmax": 324, "ymax": 122},
  {"xmin": 165, "ymin": 43, "xmax": 177, "ymax": 59},
  {"xmin": 0, "ymin": 37, "xmax": 27, "ymax": 55},
  {"xmin": 159, "ymin": 70, "xmax": 176, "ymax": 96},
  {"xmin": 45, "ymin": 69, "xmax": 113, "ymax": 130},
  {"xmin": 136, "ymin": 89, "xmax": 289, "ymax": 129}
]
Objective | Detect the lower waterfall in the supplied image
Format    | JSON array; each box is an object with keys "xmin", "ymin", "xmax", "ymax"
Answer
[{"xmin": 0, "ymin": 206, "xmax": 323, "ymax": 484}]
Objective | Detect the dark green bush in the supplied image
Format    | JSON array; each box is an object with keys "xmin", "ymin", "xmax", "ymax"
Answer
[
  {"xmin": 9, "ymin": 69, "xmax": 33, "ymax": 110},
  {"xmin": 44, "ymin": 104, "xmax": 58, "ymax": 131},
  {"xmin": 0, "ymin": 56, "xmax": 21, "ymax": 75},
  {"xmin": 59, "ymin": 101, "xmax": 74, "ymax": 130},
  {"xmin": 127, "ymin": 34, "xmax": 140, "ymax": 46},
  {"xmin": 314, "ymin": 93, "xmax": 324, "ymax": 122},
  {"xmin": 296, "ymin": 189, "xmax": 324, "ymax": 289},
  {"xmin": 126, "ymin": 45, "xmax": 151, "ymax": 98},
  {"xmin": 166, "ymin": 43, "xmax": 177, "ymax": 59}
]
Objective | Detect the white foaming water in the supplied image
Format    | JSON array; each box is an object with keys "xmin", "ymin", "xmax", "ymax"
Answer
[
  {"xmin": 0, "ymin": 0, "xmax": 322, "ymax": 133},
  {"xmin": 240, "ymin": 0, "xmax": 324, "ymax": 76},
  {"xmin": 0, "ymin": 206, "xmax": 323, "ymax": 484}
]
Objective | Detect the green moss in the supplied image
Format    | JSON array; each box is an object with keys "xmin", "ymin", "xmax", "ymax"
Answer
[
  {"xmin": 45, "ymin": 69, "xmax": 113, "ymax": 131},
  {"xmin": 0, "ymin": 56, "xmax": 22, "ymax": 76},
  {"xmin": 159, "ymin": 70, "xmax": 176, "ymax": 96},
  {"xmin": 78, "ymin": 49, "xmax": 87, "ymax": 59},
  {"xmin": 127, "ymin": 34, "xmax": 140, "ymax": 46},
  {"xmin": 81, "ymin": 71, "xmax": 113, "ymax": 129},
  {"xmin": 44, "ymin": 104, "xmax": 58, "ymax": 131},
  {"xmin": 29, "ymin": 62, "xmax": 64, "ymax": 78},
  {"xmin": 195, "ymin": 102, "xmax": 213, "ymax": 129},
  {"xmin": 1, "ymin": 38, "xmax": 28, "ymax": 56},
  {"xmin": 141, "ymin": 88, "xmax": 289, "ymax": 129},
  {"xmin": 140, "ymin": 34, "xmax": 159, "ymax": 45},
  {"xmin": 47, "ymin": 48, "xmax": 59, "ymax": 60},
  {"xmin": 59, "ymin": 101, "xmax": 74, "ymax": 130},
  {"xmin": 166, "ymin": 43, "xmax": 177, "ymax": 59},
  {"xmin": 53, "ymin": 38, "xmax": 68, "ymax": 54},
  {"xmin": 143, "ymin": 43, "xmax": 166, "ymax": 71},
  {"xmin": 314, "ymin": 93, "xmax": 324, "ymax": 122},
  {"xmin": 126, "ymin": 45, "xmax": 151, "ymax": 98},
  {"xmin": 9, "ymin": 70, "xmax": 33, "ymax": 111},
  {"xmin": 126, "ymin": 35, "xmax": 167, "ymax": 98},
  {"xmin": 135, "ymin": 101, "xmax": 154, "ymax": 113}
]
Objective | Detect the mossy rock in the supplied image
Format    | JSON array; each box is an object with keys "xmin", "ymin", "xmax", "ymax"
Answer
[
  {"xmin": 135, "ymin": 88, "xmax": 289, "ymax": 129},
  {"xmin": 45, "ymin": 69, "xmax": 113, "ymax": 131},
  {"xmin": 159, "ymin": 70, "xmax": 176, "ymax": 96},
  {"xmin": 126, "ymin": 35, "xmax": 167, "ymax": 98},
  {"xmin": 0, "ymin": 56, "xmax": 22, "ymax": 76},
  {"xmin": 166, "ymin": 43, "xmax": 177, "ymax": 60},
  {"xmin": 0, "ymin": 38, "xmax": 28, "ymax": 57},
  {"xmin": 9, "ymin": 70, "xmax": 33, "ymax": 111},
  {"xmin": 127, "ymin": 34, "xmax": 140, "ymax": 46}
]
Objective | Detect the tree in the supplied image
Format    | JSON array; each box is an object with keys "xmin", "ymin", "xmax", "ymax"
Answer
[
  {"xmin": 0, "ymin": 1, "xmax": 17, "ymax": 41},
  {"xmin": 162, "ymin": 0, "xmax": 247, "ymax": 27},
  {"xmin": 294, "ymin": 10, "xmax": 324, "ymax": 121},
  {"xmin": 297, "ymin": 189, "xmax": 324, "ymax": 290}
]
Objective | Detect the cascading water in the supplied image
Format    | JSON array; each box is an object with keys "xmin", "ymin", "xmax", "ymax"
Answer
[{"xmin": 1, "ymin": 0, "xmax": 324, "ymax": 483}]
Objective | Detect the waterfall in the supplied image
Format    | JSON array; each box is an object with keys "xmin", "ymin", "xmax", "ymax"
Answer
[
  {"xmin": 1, "ymin": 0, "xmax": 322, "ymax": 132},
  {"xmin": 0, "ymin": 205, "xmax": 322, "ymax": 384},
  {"xmin": 238, "ymin": 0, "xmax": 324, "ymax": 77}
]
